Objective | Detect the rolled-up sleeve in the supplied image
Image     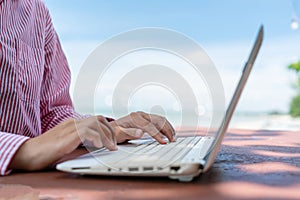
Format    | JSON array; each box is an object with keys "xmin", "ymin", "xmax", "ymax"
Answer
[
  {"xmin": 0, "ymin": 132, "xmax": 29, "ymax": 175},
  {"xmin": 0, "ymin": 1, "xmax": 82, "ymax": 176}
]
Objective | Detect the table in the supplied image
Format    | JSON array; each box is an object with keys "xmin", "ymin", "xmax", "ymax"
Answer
[{"xmin": 1, "ymin": 129, "xmax": 299, "ymax": 200}]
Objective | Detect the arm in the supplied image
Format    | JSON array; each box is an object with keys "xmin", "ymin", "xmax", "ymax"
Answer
[
  {"xmin": 9, "ymin": 116, "xmax": 117, "ymax": 171},
  {"xmin": 6, "ymin": 4, "xmax": 176, "ymax": 173},
  {"xmin": 7, "ymin": 6, "xmax": 117, "ymax": 172}
]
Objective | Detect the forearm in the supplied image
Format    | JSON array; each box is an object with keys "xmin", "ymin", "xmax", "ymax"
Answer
[
  {"xmin": 9, "ymin": 121, "xmax": 81, "ymax": 171},
  {"xmin": 9, "ymin": 116, "xmax": 117, "ymax": 172}
]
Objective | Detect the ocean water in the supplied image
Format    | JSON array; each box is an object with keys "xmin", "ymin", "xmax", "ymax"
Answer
[{"xmin": 88, "ymin": 109, "xmax": 300, "ymax": 131}]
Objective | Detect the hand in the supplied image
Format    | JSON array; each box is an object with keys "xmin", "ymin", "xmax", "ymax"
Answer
[
  {"xmin": 9, "ymin": 116, "xmax": 117, "ymax": 171},
  {"xmin": 111, "ymin": 111, "xmax": 176, "ymax": 144}
]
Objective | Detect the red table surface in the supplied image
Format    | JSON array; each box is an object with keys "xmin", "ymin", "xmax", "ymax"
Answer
[{"xmin": 0, "ymin": 129, "xmax": 299, "ymax": 200}]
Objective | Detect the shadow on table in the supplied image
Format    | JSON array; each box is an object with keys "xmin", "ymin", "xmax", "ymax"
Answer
[
  {"xmin": 197, "ymin": 145, "xmax": 300, "ymax": 186},
  {"xmin": 196, "ymin": 130, "xmax": 300, "ymax": 186},
  {"xmin": 225, "ymin": 129, "xmax": 281, "ymax": 139}
]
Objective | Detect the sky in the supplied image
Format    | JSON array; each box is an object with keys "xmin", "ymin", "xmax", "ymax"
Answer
[{"xmin": 44, "ymin": 0, "xmax": 300, "ymax": 117}]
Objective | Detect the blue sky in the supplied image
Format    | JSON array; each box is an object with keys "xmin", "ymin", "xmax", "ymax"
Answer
[
  {"xmin": 45, "ymin": 0, "xmax": 299, "ymax": 42},
  {"xmin": 44, "ymin": 0, "xmax": 300, "ymax": 115}
]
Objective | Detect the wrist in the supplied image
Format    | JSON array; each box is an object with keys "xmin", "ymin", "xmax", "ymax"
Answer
[{"xmin": 9, "ymin": 138, "xmax": 39, "ymax": 171}]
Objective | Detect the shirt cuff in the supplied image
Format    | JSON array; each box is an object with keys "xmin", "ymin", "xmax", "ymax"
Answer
[{"xmin": 0, "ymin": 132, "xmax": 30, "ymax": 175}]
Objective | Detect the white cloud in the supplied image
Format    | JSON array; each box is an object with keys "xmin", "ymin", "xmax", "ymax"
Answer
[
  {"xmin": 205, "ymin": 35, "xmax": 300, "ymax": 113},
  {"xmin": 61, "ymin": 34, "xmax": 300, "ymax": 114}
]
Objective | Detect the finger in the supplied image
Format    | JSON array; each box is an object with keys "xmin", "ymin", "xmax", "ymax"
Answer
[
  {"xmin": 147, "ymin": 132, "xmax": 166, "ymax": 144},
  {"xmin": 84, "ymin": 116, "xmax": 117, "ymax": 150},
  {"xmin": 117, "ymin": 127, "xmax": 144, "ymax": 142},
  {"xmin": 102, "ymin": 137, "xmax": 118, "ymax": 151},
  {"xmin": 97, "ymin": 116, "xmax": 115, "ymax": 134},
  {"xmin": 96, "ymin": 116, "xmax": 117, "ymax": 147},
  {"xmin": 139, "ymin": 112, "xmax": 176, "ymax": 142},
  {"xmin": 156, "ymin": 118, "xmax": 176, "ymax": 142},
  {"xmin": 74, "ymin": 117, "xmax": 117, "ymax": 150},
  {"xmin": 79, "ymin": 129, "xmax": 103, "ymax": 148},
  {"xmin": 90, "ymin": 130, "xmax": 117, "ymax": 151},
  {"xmin": 130, "ymin": 112, "xmax": 167, "ymax": 144},
  {"xmin": 97, "ymin": 123, "xmax": 118, "ymax": 151},
  {"xmin": 164, "ymin": 119, "xmax": 177, "ymax": 142}
]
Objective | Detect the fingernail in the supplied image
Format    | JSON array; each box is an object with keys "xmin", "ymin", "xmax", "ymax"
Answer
[
  {"xmin": 161, "ymin": 140, "xmax": 167, "ymax": 144},
  {"xmin": 173, "ymin": 136, "xmax": 177, "ymax": 142},
  {"xmin": 112, "ymin": 145, "xmax": 118, "ymax": 151},
  {"xmin": 135, "ymin": 129, "xmax": 143, "ymax": 137}
]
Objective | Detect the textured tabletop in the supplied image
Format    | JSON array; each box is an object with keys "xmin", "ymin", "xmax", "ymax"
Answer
[{"xmin": 1, "ymin": 129, "xmax": 299, "ymax": 200}]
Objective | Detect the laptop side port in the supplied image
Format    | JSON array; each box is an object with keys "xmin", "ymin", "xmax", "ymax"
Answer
[
  {"xmin": 199, "ymin": 163, "xmax": 204, "ymax": 170},
  {"xmin": 128, "ymin": 167, "xmax": 139, "ymax": 172},
  {"xmin": 170, "ymin": 166, "xmax": 181, "ymax": 172},
  {"xmin": 143, "ymin": 167, "xmax": 154, "ymax": 171},
  {"xmin": 71, "ymin": 167, "xmax": 91, "ymax": 170}
]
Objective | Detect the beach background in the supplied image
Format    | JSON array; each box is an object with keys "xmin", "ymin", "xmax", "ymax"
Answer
[{"xmin": 44, "ymin": 0, "xmax": 300, "ymax": 131}]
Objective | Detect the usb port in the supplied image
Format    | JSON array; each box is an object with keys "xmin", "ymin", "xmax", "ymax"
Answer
[
  {"xmin": 128, "ymin": 167, "xmax": 139, "ymax": 172},
  {"xmin": 71, "ymin": 167, "xmax": 91, "ymax": 170},
  {"xmin": 143, "ymin": 167, "xmax": 153, "ymax": 171},
  {"xmin": 170, "ymin": 166, "xmax": 180, "ymax": 172}
]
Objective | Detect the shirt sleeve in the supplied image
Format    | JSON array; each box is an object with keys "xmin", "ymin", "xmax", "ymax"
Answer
[
  {"xmin": 40, "ymin": 8, "xmax": 82, "ymax": 133},
  {"xmin": 0, "ymin": 25, "xmax": 82, "ymax": 175},
  {"xmin": 0, "ymin": 132, "xmax": 30, "ymax": 175}
]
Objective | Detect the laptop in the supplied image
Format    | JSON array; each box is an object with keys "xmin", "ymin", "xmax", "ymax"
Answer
[{"xmin": 57, "ymin": 25, "xmax": 264, "ymax": 182}]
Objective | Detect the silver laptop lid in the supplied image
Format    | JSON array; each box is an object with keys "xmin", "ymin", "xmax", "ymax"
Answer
[{"xmin": 203, "ymin": 25, "xmax": 264, "ymax": 171}]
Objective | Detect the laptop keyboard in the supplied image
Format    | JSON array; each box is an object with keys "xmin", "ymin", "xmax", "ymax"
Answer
[{"xmin": 99, "ymin": 136, "xmax": 203, "ymax": 167}]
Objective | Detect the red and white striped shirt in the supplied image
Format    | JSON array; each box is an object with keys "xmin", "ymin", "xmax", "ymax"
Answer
[{"xmin": 0, "ymin": 0, "xmax": 82, "ymax": 175}]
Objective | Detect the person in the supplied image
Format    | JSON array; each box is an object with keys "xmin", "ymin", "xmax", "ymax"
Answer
[{"xmin": 0, "ymin": 0, "xmax": 176, "ymax": 176}]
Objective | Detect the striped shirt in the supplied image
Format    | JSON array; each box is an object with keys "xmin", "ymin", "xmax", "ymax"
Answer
[{"xmin": 0, "ymin": 0, "xmax": 82, "ymax": 175}]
